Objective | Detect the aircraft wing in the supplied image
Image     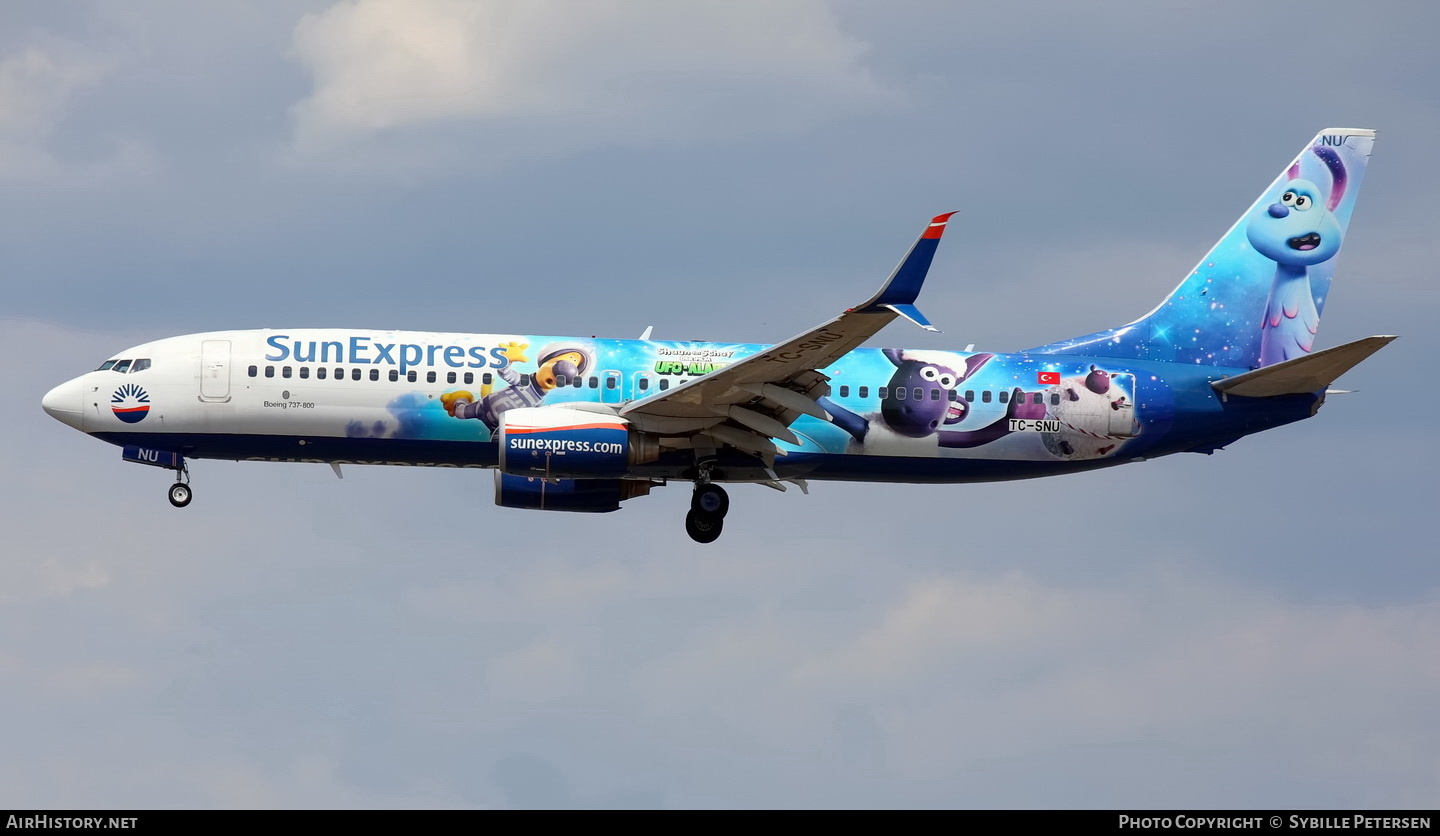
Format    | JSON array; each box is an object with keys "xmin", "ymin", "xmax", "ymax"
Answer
[{"xmin": 617, "ymin": 213, "xmax": 956, "ymax": 461}]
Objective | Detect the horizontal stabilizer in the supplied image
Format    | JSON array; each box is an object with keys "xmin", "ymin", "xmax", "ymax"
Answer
[{"xmin": 1212, "ymin": 335, "xmax": 1395, "ymax": 397}]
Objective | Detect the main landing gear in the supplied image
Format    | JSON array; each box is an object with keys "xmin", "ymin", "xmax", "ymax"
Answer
[{"xmin": 685, "ymin": 482, "xmax": 730, "ymax": 544}]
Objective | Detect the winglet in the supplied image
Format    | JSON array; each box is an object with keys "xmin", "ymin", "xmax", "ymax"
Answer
[
  {"xmin": 854, "ymin": 212, "xmax": 955, "ymax": 330},
  {"xmin": 920, "ymin": 212, "xmax": 956, "ymax": 239},
  {"xmin": 885, "ymin": 303, "xmax": 937, "ymax": 331}
]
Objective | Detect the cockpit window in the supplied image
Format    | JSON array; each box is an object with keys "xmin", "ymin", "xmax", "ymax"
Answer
[
  {"xmin": 97, "ymin": 360, "xmax": 117, "ymax": 371},
  {"xmin": 112, "ymin": 359, "xmax": 133, "ymax": 374},
  {"xmin": 131, "ymin": 359, "xmax": 151, "ymax": 373}
]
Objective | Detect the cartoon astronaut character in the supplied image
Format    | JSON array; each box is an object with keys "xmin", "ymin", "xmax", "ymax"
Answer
[{"xmin": 440, "ymin": 343, "xmax": 593, "ymax": 432}]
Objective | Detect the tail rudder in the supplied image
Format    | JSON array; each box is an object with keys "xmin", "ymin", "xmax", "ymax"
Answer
[{"xmin": 1027, "ymin": 128, "xmax": 1376, "ymax": 368}]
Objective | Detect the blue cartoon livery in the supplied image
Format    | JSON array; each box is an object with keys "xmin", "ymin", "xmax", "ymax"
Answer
[{"xmin": 42, "ymin": 129, "xmax": 1392, "ymax": 542}]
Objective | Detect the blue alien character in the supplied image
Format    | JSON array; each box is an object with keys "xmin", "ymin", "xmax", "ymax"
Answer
[
  {"xmin": 1246, "ymin": 145, "xmax": 1349, "ymax": 366},
  {"xmin": 440, "ymin": 343, "xmax": 593, "ymax": 433},
  {"xmin": 821, "ymin": 348, "xmax": 1046, "ymax": 452}
]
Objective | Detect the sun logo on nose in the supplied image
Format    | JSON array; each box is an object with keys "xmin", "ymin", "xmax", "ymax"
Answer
[{"xmin": 111, "ymin": 383, "xmax": 150, "ymax": 424}]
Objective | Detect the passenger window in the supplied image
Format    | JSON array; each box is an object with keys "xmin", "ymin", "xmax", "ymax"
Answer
[
  {"xmin": 426, "ymin": 371, "xmax": 436, "ymax": 383},
  {"xmin": 982, "ymin": 390, "xmax": 992, "ymax": 403},
  {"xmin": 1033, "ymin": 393, "xmax": 1043, "ymax": 405},
  {"xmin": 265, "ymin": 366, "xmax": 275, "ymax": 378},
  {"xmin": 112, "ymin": 360, "xmax": 132, "ymax": 374},
  {"xmin": 605, "ymin": 377, "xmax": 616, "ymax": 390},
  {"xmin": 447, "ymin": 371, "xmax": 456, "ymax": 384},
  {"xmin": 351, "ymin": 368, "xmax": 361, "ymax": 381},
  {"xmin": 369, "ymin": 369, "xmax": 379, "ymax": 381},
  {"xmin": 895, "ymin": 387, "xmax": 906, "ymax": 401},
  {"xmin": 463, "ymin": 372, "xmax": 474, "ymax": 385},
  {"xmin": 948, "ymin": 390, "xmax": 957, "ymax": 401},
  {"xmin": 571, "ymin": 376, "xmax": 582, "ymax": 388},
  {"xmin": 588, "ymin": 377, "xmax": 598, "ymax": 389},
  {"xmin": 930, "ymin": 388, "xmax": 940, "ymax": 401},
  {"xmin": 839, "ymin": 385, "xmax": 850, "ymax": 397},
  {"xmin": 389, "ymin": 370, "xmax": 399, "ymax": 382},
  {"xmin": 639, "ymin": 378, "xmax": 649, "ymax": 391},
  {"xmin": 914, "ymin": 388, "xmax": 923, "ymax": 401},
  {"xmin": 483, "ymin": 373, "xmax": 493, "ymax": 385},
  {"xmin": 879, "ymin": 387, "xmax": 889, "ymax": 399},
  {"xmin": 299, "ymin": 367, "xmax": 310, "ymax": 379},
  {"xmin": 97, "ymin": 360, "xmax": 117, "ymax": 371},
  {"xmin": 334, "ymin": 368, "xmax": 343, "ymax": 380},
  {"xmin": 520, "ymin": 374, "xmax": 531, "ymax": 387},
  {"xmin": 407, "ymin": 371, "xmax": 417, "ymax": 383},
  {"xmin": 282, "ymin": 366, "xmax": 292, "ymax": 378},
  {"xmin": 859, "ymin": 386, "xmax": 869, "ymax": 399},
  {"xmin": 659, "ymin": 379, "xmax": 670, "ymax": 391},
  {"xmin": 248, "ymin": 365, "xmax": 258, "ymax": 378},
  {"xmin": 1051, "ymin": 393, "xmax": 1060, "ymax": 406},
  {"xmin": 131, "ymin": 359, "xmax": 151, "ymax": 373},
  {"xmin": 999, "ymin": 390, "xmax": 1008, "ymax": 404},
  {"xmin": 317, "ymin": 367, "xmax": 327, "ymax": 380},
  {"xmin": 965, "ymin": 390, "xmax": 974, "ymax": 402},
  {"xmin": 555, "ymin": 374, "xmax": 567, "ymax": 386}
]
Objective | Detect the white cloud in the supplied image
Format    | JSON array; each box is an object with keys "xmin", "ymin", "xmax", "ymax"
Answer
[
  {"xmin": 0, "ymin": 45, "xmax": 97, "ymax": 179},
  {"xmin": 0, "ymin": 557, "xmax": 111, "ymax": 604},
  {"xmin": 486, "ymin": 638, "xmax": 585, "ymax": 705},
  {"xmin": 288, "ymin": 0, "xmax": 899, "ymax": 170},
  {"xmin": 0, "ymin": 47, "xmax": 89, "ymax": 136},
  {"xmin": 0, "ymin": 42, "xmax": 150, "ymax": 184},
  {"xmin": 788, "ymin": 572, "xmax": 1115, "ymax": 692}
]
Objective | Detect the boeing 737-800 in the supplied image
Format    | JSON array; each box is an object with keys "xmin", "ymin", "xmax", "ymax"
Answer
[{"xmin": 42, "ymin": 129, "xmax": 1392, "ymax": 543}]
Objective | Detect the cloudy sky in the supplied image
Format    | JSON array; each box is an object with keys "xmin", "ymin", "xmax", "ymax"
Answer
[{"xmin": 4, "ymin": 0, "xmax": 1438, "ymax": 809}]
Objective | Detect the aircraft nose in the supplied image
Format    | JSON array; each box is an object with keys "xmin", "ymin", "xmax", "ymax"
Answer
[{"xmin": 42, "ymin": 377, "xmax": 85, "ymax": 430}]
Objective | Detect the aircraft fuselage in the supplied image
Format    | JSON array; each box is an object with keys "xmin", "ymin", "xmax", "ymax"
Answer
[{"xmin": 43, "ymin": 328, "xmax": 1316, "ymax": 485}]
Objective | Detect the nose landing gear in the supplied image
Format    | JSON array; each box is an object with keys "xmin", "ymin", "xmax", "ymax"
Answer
[
  {"xmin": 167, "ymin": 459, "xmax": 192, "ymax": 508},
  {"xmin": 121, "ymin": 445, "xmax": 194, "ymax": 508},
  {"xmin": 685, "ymin": 482, "xmax": 729, "ymax": 544},
  {"xmin": 168, "ymin": 481, "xmax": 192, "ymax": 508}
]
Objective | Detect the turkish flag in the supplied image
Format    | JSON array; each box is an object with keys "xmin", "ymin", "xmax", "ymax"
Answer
[{"xmin": 1037, "ymin": 371, "xmax": 1061, "ymax": 385}]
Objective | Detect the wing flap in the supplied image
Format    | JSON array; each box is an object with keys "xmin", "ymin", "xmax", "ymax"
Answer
[{"xmin": 619, "ymin": 213, "xmax": 957, "ymax": 457}]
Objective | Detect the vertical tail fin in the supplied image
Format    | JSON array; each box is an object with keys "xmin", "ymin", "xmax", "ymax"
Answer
[{"xmin": 1027, "ymin": 128, "xmax": 1376, "ymax": 368}]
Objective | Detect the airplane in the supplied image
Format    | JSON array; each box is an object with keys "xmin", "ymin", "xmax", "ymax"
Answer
[{"xmin": 41, "ymin": 128, "xmax": 1393, "ymax": 543}]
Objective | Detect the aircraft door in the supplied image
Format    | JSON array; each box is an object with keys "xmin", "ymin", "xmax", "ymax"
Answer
[
  {"xmin": 601, "ymin": 370, "xmax": 623, "ymax": 404},
  {"xmin": 1108, "ymin": 372, "xmax": 1137, "ymax": 437},
  {"xmin": 200, "ymin": 339, "xmax": 231, "ymax": 403}
]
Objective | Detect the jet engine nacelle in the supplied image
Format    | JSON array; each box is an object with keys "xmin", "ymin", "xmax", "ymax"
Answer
[
  {"xmin": 493, "ymin": 473, "xmax": 654, "ymax": 513},
  {"xmin": 496, "ymin": 407, "xmax": 660, "ymax": 478}
]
